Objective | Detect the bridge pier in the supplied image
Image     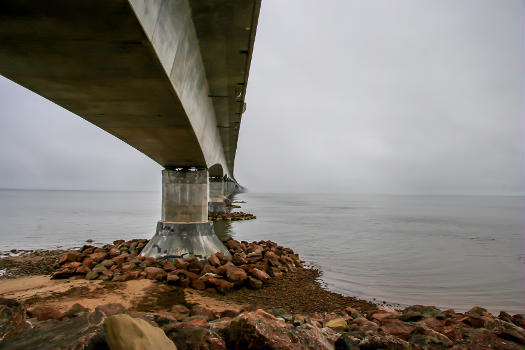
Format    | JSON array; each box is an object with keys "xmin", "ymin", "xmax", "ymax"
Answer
[
  {"xmin": 140, "ymin": 168, "xmax": 230, "ymax": 260},
  {"xmin": 208, "ymin": 178, "xmax": 227, "ymax": 214}
]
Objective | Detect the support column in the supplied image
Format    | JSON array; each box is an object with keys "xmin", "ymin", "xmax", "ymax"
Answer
[
  {"xmin": 141, "ymin": 168, "xmax": 230, "ymax": 260},
  {"xmin": 208, "ymin": 177, "xmax": 227, "ymax": 214}
]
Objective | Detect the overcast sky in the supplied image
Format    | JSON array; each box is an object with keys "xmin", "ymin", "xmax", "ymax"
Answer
[{"xmin": 0, "ymin": 0, "xmax": 523, "ymax": 195}]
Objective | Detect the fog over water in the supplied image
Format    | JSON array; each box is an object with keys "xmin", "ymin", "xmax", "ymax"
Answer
[{"xmin": 0, "ymin": 0, "xmax": 523, "ymax": 195}]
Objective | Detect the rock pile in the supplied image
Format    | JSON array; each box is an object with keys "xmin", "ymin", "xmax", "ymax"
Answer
[
  {"xmin": 51, "ymin": 238, "xmax": 302, "ymax": 294},
  {"xmin": 2, "ymin": 300, "xmax": 524, "ymax": 350},
  {"xmin": 209, "ymin": 212, "xmax": 256, "ymax": 221}
]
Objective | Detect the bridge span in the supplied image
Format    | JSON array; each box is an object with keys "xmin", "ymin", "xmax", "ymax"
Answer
[{"xmin": 0, "ymin": 0, "xmax": 261, "ymax": 259}]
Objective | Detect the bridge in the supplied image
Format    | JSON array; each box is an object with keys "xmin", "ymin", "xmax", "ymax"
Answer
[{"xmin": 0, "ymin": 0, "xmax": 261, "ymax": 259}]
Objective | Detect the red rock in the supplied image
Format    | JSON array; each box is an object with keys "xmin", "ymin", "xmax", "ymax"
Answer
[
  {"xmin": 216, "ymin": 252, "xmax": 231, "ymax": 265},
  {"xmin": 59, "ymin": 252, "xmax": 83, "ymax": 264},
  {"xmin": 112, "ymin": 273, "xmax": 131, "ymax": 282},
  {"xmin": 190, "ymin": 279, "xmax": 206, "ymax": 290},
  {"xmin": 225, "ymin": 265, "xmax": 248, "ymax": 286},
  {"xmin": 190, "ymin": 306, "xmax": 216, "ymax": 321},
  {"xmin": 360, "ymin": 335, "xmax": 411, "ymax": 350},
  {"xmin": 491, "ymin": 318, "xmax": 525, "ymax": 344},
  {"xmin": 28, "ymin": 305, "xmax": 63, "ymax": 321},
  {"xmin": 207, "ymin": 277, "xmax": 234, "ymax": 294},
  {"xmin": 223, "ymin": 309, "xmax": 336, "ymax": 350},
  {"xmin": 173, "ymin": 258, "xmax": 190, "ymax": 270},
  {"xmin": 163, "ymin": 323, "xmax": 226, "ymax": 350},
  {"xmin": 409, "ymin": 326, "xmax": 453, "ymax": 348},
  {"xmin": 101, "ymin": 259, "xmax": 115, "ymax": 268},
  {"xmin": 120, "ymin": 262, "xmax": 135, "ymax": 272},
  {"xmin": 167, "ymin": 274, "xmax": 180, "ymax": 285},
  {"xmin": 232, "ymin": 253, "xmax": 248, "ymax": 265},
  {"xmin": 269, "ymin": 267, "xmax": 283, "ymax": 278},
  {"xmin": 51, "ymin": 268, "xmax": 76, "ymax": 279},
  {"xmin": 380, "ymin": 318, "xmax": 416, "ymax": 340},
  {"xmin": 245, "ymin": 251, "xmax": 263, "ymax": 263},
  {"xmin": 82, "ymin": 257, "xmax": 96, "ymax": 268},
  {"xmin": 94, "ymin": 303, "xmax": 126, "ymax": 317},
  {"xmin": 171, "ymin": 305, "xmax": 190, "ymax": 315},
  {"xmin": 200, "ymin": 264, "xmax": 218, "ymax": 275},
  {"xmin": 512, "ymin": 314, "xmax": 525, "ymax": 329},
  {"xmin": 89, "ymin": 252, "xmax": 107, "ymax": 262},
  {"xmin": 111, "ymin": 255, "xmax": 126, "ymax": 265},
  {"xmin": 460, "ymin": 314, "xmax": 490, "ymax": 328},
  {"xmin": 0, "ymin": 298, "xmax": 29, "ymax": 341},
  {"xmin": 113, "ymin": 239, "xmax": 125, "ymax": 246},
  {"xmin": 371, "ymin": 311, "xmax": 400, "ymax": 322},
  {"xmin": 248, "ymin": 268, "xmax": 270, "ymax": 282},
  {"xmin": 247, "ymin": 276, "xmax": 263, "ymax": 289},
  {"xmin": 144, "ymin": 267, "xmax": 167, "ymax": 281},
  {"xmin": 162, "ymin": 261, "xmax": 175, "ymax": 272},
  {"xmin": 264, "ymin": 251, "xmax": 280, "ymax": 266},
  {"xmin": 62, "ymin": 303, "xmax": 89, "ymax": 319},
  {"xmin": 128, "ymin": 270, "xmax": 141, "ymax": 279},
  {"xmin": 108, "ymin": 248, "xmax": 120, "ymax": 258},
  {"xmin": 179, "ymin": 278, "xmax": 191, "ymax": 288},
  {"xmin": 75, "ymin": 265, "xmax": 91, "ymax": 275}
]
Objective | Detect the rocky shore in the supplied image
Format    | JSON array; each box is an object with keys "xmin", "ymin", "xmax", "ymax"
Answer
[
  {"xmin": 0, "ymin": 238, "xmax": 523, "ymax": 350},
  {"xmin": 208, "ymin": 212, "xmax": 256, "ymax": 221}
]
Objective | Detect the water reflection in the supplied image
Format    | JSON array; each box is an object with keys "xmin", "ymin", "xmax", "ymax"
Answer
[{"xmin": 213, "ymin": 220, "xmax": 233, "ymax": 241}]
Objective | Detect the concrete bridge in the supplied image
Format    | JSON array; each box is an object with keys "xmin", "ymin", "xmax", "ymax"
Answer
[{"xmin": 0, "ymin": 0, "xmax": 260, "ymax": 259}]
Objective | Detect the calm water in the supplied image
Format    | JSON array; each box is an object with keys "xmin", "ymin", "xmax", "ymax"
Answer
[{"xmin": 0, "ymin": 190, "xmax": 523, "ymax": 314}]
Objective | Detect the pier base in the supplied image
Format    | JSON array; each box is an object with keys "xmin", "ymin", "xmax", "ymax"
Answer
[
  {"xmin": 141, "ymin": 168, "xmax": 229, "ymax": 260},
  {"xmin": 140, "ymin": 221, "xmax": 230, "ymax": 260}
]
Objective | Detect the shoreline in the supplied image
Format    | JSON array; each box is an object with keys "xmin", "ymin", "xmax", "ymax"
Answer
[{"xmin": 0, "ymin": 239, "xmax": 524, "ymax": 349}]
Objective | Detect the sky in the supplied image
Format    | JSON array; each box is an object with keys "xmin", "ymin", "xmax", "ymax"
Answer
[{"xmin": 0, "ymin": 0, "xmax": 523, "ymax": 195}]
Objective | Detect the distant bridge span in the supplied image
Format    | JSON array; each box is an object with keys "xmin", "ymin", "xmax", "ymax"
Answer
[{"xmin": 0, "ymin": 0, "xmax": 261, "ymax": 258}]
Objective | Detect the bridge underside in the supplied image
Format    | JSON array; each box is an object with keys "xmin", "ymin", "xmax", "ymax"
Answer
[{"xmin": 0, "ymin": 0, "xmax": 260, "ymax": 179}]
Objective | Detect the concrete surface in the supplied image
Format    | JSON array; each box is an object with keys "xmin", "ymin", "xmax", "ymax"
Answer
[
  {"xmin": 162, "ymin": 168, "xmax": 208, "ymax": 223},
  {"xmin": 140, "ymin": 221, "xmax": 231, "ymax": 260},
  {"xmin": 0, "ymin": 0, "xmax": 261, "ymax": 178}
]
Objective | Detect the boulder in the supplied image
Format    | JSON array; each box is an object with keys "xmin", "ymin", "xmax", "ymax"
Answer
[
  {"xmin": 400, "ymin": 305, "xmax": 445, "ymax": 321},
  {"xmin": 225, "ymin": 265, "xmax": 247, "ymax": 286},
  {"xmin": 358, "ymin": 334, "xmax": 410, "ymax": 350},
  {"xmin": 144, "ymin": 267, "xmax": 167, "ymax": 281},
  {"xmin": 325, "ymin": 318, "xmax": 349, "ymax": 332},
  {"xmin": 170, "ymin": 305, "xmax": 190, "ymax": 321},
  {"xmin": 190, "ymin": 306, "xmax": 216, "ymax": 321},
  {"xmin": 248, "ymin": 268, "xmax": 270, "ymax": 282},
  {"xmin": 207, "ymin": 277, "xmax": 234, "ymax": 294},
  {"xmin": 63, "ymin": 303, "xmax": 90, "ymax": 319},
  {"xmin": 379, "ymin": 318, "xmax": 416, "ymax": 340},
  {"xmin": 95, "ymin": 303, "xmax": 127, "ymax": 317},
  {"xmin": 27, "ymin": 305, "xmax": 63, "ymax": 321},
  {"xmin": 104, "ymin": 314, "xmax": 176, "ymax": 350},
  {"xmin": 408, "ymin": 326, "xmax": 453, "ymax": 348},
  {"xmin": 89, "ymin": 252, "xmax": 108, "ymax": 262},
  {"xmin": 0, "ymin": 297, "xmax": 28, "ymax": 341},
  {"xmin": 59, "ymin": 251, "xmax": 83, "ymax": 264},
  {"xmin": 163, "ymin": 323, "xmax": 225, "ymax": 350},
  {"xmin": 223, "ymin": 309, "xmax": 335, "ymax": 350},
  {"xmin": 85, "ymin": 271, "xmax": 99, "ymax": 280}
]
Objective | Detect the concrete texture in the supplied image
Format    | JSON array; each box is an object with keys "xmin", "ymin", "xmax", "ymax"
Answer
[
  {"xmin": 140, "ymin": 221, "xmax": 231, "ymax": 260},
  {"xmin": 162, "ymin": 168, "xmax": 208, "ymax": 223},
  {"xmin": 0, "ymin": 0, "xmax": 261, "ymax": 178}
]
